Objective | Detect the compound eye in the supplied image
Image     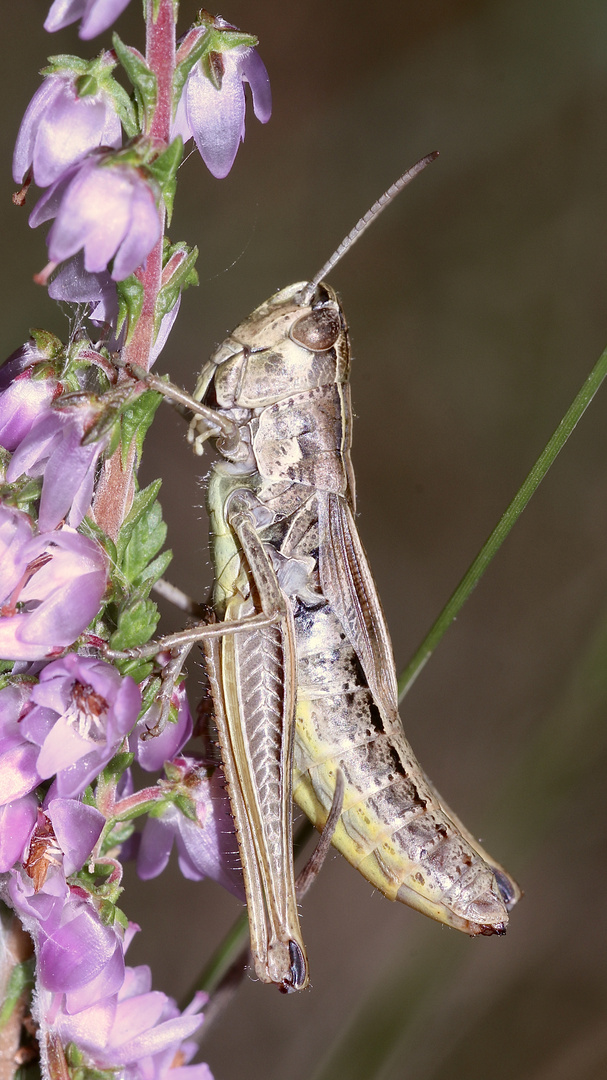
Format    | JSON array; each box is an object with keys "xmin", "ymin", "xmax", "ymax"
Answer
[{"xmin": 290, "ymin": 306, "xmax": 341, "ymax": 351}]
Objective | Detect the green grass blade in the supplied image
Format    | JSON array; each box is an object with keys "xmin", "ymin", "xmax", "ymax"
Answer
[{"xmin": 398, "ymin": 344, "xmax": 607, "ymax": 700}]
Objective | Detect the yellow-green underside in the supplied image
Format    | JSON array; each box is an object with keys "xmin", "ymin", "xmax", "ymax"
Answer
[{"xmin": 292, "ymin": 697, "xmax": 455, "ymax": 924}]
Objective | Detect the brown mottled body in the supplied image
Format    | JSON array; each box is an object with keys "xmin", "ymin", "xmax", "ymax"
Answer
[{"xmin": 191, "ymin": 280, "xmax": 520, "ymax": 991}]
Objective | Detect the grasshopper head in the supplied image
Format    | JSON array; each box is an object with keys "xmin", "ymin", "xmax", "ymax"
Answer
[
  {"xmin": 193, "ymin": 153, "xmax": 439, "ymax": 416},
  {"xmin": 194, "ymin": 281, "xmax": 350, "ymax": 411}
]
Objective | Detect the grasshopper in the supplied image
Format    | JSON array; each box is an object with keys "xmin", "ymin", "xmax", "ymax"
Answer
[{"xmin": 125, "ymin": 154, "xmax": 520, "ymax": 992}]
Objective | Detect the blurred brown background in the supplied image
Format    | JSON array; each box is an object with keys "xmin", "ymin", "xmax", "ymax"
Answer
[{"xmin": 3, "ymin": 1, "xmax": 607, "ymax": 1077}]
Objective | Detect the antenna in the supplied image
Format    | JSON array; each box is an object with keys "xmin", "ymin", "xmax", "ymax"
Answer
[{"xmin": 298, "ymin": 151, "xmax": 439, "ymax": 307}]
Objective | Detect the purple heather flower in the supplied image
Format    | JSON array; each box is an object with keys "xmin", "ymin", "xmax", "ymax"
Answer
[
  {"xmin": 44, "ymin": 797, "xmax": 105, "ymax": 875},
  {"xmin": 45, "ymin": 0, "xmax": 132, "ymax": 40},
  {"xmin": 30, "ymin": 154, "xmax": 161, "ymax": 282},
  {"xmin": 137, "ymin": 1024, "xmax": 212, "ymax": 1080},
  {"xmin": 35, "ymin": 963, "xmax": 208, "ymax": 1080},
  {"xmin": 46, "ymin": 255, "xmax": 179, "ymax": 359},
  {"xmin": 0, "ymin": 682, "xmax": 40, "ymax": 805},
  {"xmin": 13, "ymin": 70, "xmax": 122, "ymax": 188},
  {"xmin": 3, "ymin": 798, "xmax": 102, "ymax": 894},
  {"xmin": 137, "ymin": 757, "xmax": 243, "ymax": 898},
  {"xmin": 7, "ymin": 800, "xmax": 102, "ymax": 921},
  {"xmin": 6, "ymin": 396, "xmax": 110, "ymax": 530},
  {"xmin": 42, "ymin": 895, "xmax": 126, "ymax": 1012},
  {"xmin": 0, "ymin": 793, "xmax": 38, "ymax": 872},
  {"xmin": 0, "ymin": 340, "xmax": 56, "ymax": 392},
  {"xmin": 0, "ymin": 505, "xmax": 108, "ymax": 661},
  {"xmin": 13, "ymin": 882, "xmax": 127, "ymax": 1010},
  {"xmin": 19, "ymin": 654, "xmax": 141, "ymax": 798},
  {"xmin": 0, "ymin": 370, "xmax": 57, "ymax": 452},
  {"xmin": 77, "ymin": 976, "xmax": 205, "ymax": 1067},
  {"xmin": 48, "ymin": 253, "xmax": 119, "ymax": 327},
  {"xmin": 7, "ymin": 836, "xmax": 69, "ymax": 930},
  {"xmin": 7, "ymin": 803, "xmax": 124, "ymax": 1013},
  {"xmin": 173, "ymin": 37, "xmax": 271, "ymax": 179}
]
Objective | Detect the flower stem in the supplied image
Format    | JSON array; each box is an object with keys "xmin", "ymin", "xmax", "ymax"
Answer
[
  {"xmin": 123, "ymin": 0, "xmax": 175, "ymax": 369},
  {"xmin": 398, "ymin": 342, "xmax": 607, "ymax": 700},
  {"xmin": 92, "ymin": 0, "xmax": 176, "ymax": 539},
  {"xmin": 146, "ymin": 0, "xmax": 176, "ymax": 145}
]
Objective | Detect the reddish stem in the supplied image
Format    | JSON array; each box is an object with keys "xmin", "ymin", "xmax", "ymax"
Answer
[
  {"xmin": 92, "ymin": 0, "xmax": 176, "ymax": 539},
  {"xmin": 112, "ymin": 786, "xmax": 167, "ymax": 818},
  {"xmin": 123, "ymin": 0, "xmax": 175, "ymax": 369},
  {"xmin": 147, "ymin": 0, "xmax": 175, "ymax": 145}
]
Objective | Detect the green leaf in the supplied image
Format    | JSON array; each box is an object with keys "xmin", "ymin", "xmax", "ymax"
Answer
[
  {"xmin": 163, "ymin": 760, "xmax": 182, "ymax": 782},
  {"xmin": 149, "ymin": 137, "xmax": 183, "ymax": 189},
  {"xmin": 173, "ymin": 792, "xmax": 198, "ymax": 822},
  {"xmin": 110, "ymin": 598, "xmax": 160, "ymax": 650},
  {"xmin": 114, "ymin": 906, "xmax": 129, "ymax": 930},
  {"xmin": 101, "ymin": 820, "xmax": 135, "ymax": 852},
  {"xmin": 113, "ymin": 794, "xmax": 164, "ymax": 821},
  {"xmin": 107, "ymin": 80, "xmax": 138, "ymax": 138},
  {"xmin": 117, "ymin": 479, "xmax": 162, "ymax": 561},
  {"xmin": 140, "ymin": 674, "xmax": 162, "ymax": 708},
  {"xmin": 112, "ymin": 33, "xmax": 157, "ymax": 128},
  {"xmin": 77, "ymin": 865, "xmax": 112, "ymax": 890},
  {"xmin": 210, "ymin": 30, "xmax": 259, "ymax": 51},
  {"xmin": 110, "ymin": 482, "xmax": 172, "ymax": 631},
  {"xmin": 156, "ymin": 243, "xmax": 199, "ymax": 323},
  {"xmin": 29, "ymin": 327, "xmax": 64, "ymax": 358},
  {"xmin": 66, "ymin": 1049, "xmax": 117, "ymax": 1080},
  {"xmin": 65, "ymin": 1043, "xmax": 85, "ymax": 1068},
  {"xmin": 202, "ymin": 50, "xmax": 224, "ymax": 91},
  {"xmin": 79, "ymin": 518, "xmax": 118, "ymax": 568},
  {"xmin": 102, "ymin": 752, "xmax": 134, "ymax": 784},
  {"xmin": 75, "ymin": 72, "xmax": 99, "ymax": 97},
  {"xmin": 42, "ymin": 54, "xmax": 88, "ymax": 76},
  {"xmin": 134, "ymin": 548, "xmax": 172, "ymax": 593},
  {"xmin": 115, "ymin": 657, "xmax": 153, "ymax": 682},
  {"xmin": 116, "ymin": 274, "xmax": 145, "ymax": 341},
  {"xmin": 98, "ymin": 899, "xmax": 117, "ymax": 926},
  {"xmin": 0, "ymin": 959, "xmax": 34, "ymax": 1029},
  {"xmin": 0, "ymin": 475, "xmax": 43, "ymax": 517},
  {"xmin": 148, "ymin": 138, "xmax": 183, "ymax": 222},
  {"xmin": 80, "ymin": 392, "xmax": 130, "ymax": 448},
  {"xmin": 122, "ymin": 498, "xmax": 167, "ymax": 583},
  {"xmin": 120, "ymin": 388, "xmax": 162, "ymax": 465},
  {"xmin": 196, "ymin": 28, "xmax": 259, "ymax": 90}
]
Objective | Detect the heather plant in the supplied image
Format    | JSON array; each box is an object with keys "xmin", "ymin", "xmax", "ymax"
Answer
[
  {"xmin": 3, "ymin": 4, "xmax": 607, "ymax": 1080},
  {"xmin": 0, "ymin": 2, "xmax": 270, "ymax": 1077}
]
